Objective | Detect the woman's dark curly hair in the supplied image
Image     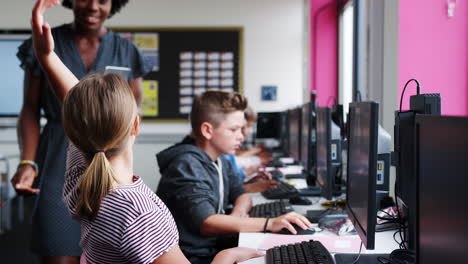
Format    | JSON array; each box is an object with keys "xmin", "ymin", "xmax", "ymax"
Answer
[{"xmin": 62, "ymin": 0, "xmax": 129, "ymax": 17}]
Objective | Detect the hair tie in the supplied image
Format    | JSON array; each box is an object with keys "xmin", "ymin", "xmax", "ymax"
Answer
[{"xmin": 96, "ymin": 149, "xmax": 105, "ymax": 153}]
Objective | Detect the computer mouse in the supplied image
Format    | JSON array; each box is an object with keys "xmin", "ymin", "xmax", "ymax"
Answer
[
  {"xmin": 289, "ymin": 196, "xmax": 312, "ymax": 205},
  {"xmin": 278, "ymin": 224, "xmax": 316, "ymax": 235}
]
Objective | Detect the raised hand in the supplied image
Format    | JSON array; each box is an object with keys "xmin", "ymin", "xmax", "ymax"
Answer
[
  {"xmin": 31, "ymin": 0, "xmax": 60, "ymax": 59},
  {"xmin": 30, "ymin": 0, "xmax": 79, "ymax": 102}
]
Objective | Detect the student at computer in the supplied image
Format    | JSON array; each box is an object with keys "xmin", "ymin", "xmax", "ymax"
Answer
[
  {"xmin": 224, "ymin": 153, "xmax": 278, "ymax": 193},
  {"xmin": 156, "ymin": 91, "xmax": 312, "ymax": 264},
  {"xmin": 224, "ymin": 106, "xmax": 278, "ymax": 193},
  {"xmin": 235, "ymin": 106, "xmax": 272, "ymax": 167},
  {"xmin": 29, "ymin": 1, "xmax": 264, "ymax": 263}
]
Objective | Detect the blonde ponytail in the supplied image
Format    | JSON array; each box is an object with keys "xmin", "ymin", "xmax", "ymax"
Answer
[
  {"xmin": 76, "ymin": 151, "xmax": 116, "ymax": 220},
  {"xmin": 62, "ymin": 73, "xmax": 137, "ymax": 221}
]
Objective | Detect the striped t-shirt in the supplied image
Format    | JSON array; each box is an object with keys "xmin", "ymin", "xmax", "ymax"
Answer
[{"xmin": 64, "ymin": 144, "xmax": 179, "ymax": 264}]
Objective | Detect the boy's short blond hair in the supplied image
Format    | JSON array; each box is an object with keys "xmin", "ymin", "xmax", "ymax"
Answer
[
  {"xmin": 244, "ymin": 106, "xmax": 257, "ymax": 123},
  {"xmin": 191, "ymin": 91, "xmax": 248, "ymax": 138}
]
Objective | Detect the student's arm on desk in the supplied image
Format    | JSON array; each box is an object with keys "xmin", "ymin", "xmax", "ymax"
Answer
[
  {"xmin": 229, "ymin": 193, "xmax": 252, "ymax": 217},
  {"xmin": 153, "ymin": 244, "xmax": 264, "ymax": 264},
  {"xmin": 200, "ymin": 211, "xmax": 312, "ymax": 236}
]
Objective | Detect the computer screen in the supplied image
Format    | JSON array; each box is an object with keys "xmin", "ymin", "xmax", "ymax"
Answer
[
  {"xmin": 256, "ymin": 112, "xmax": 281, "ymax": 139},
  {"xmin": 300, "ymin": 103, "xmax": 312, "ymax": 169},
  {"xmin": 416, "ymin": 115, "xmax": 468, "ymax": 264},
  {"xmin": 279, "ymin": 111, "xmax": 289, "ymax": 153},
  {"xmin": 315, "ymin": 107, "xmax": 333, "ymax": 200},
  {"xmin": 288, "ymin": 108, "xmax": 301, "ymax": 162},
  {"xmin": 332, "ymin": 104, "xmax": 345, "ymax": 138},
  {"xmin": 345, "ymin": 101, "xmax": 379, "ymax": 250},
  {"xmin": 0, "ymin": 33, "xmax": 30, "ymax": 117}
]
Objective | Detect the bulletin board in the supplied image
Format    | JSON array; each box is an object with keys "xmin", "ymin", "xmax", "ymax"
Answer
[{"xmin": 111, "ymin": 27, "xmax": 243, "ymax": 122}]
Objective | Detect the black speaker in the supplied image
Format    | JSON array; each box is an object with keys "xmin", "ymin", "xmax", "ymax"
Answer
[{"xmin": 410, "ymin": 93, "xmax": 441, "ymax": 115}]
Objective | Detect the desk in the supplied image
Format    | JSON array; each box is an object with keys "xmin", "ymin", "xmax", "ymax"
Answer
[{"xmin": 239, "ymin": 179, "xmax": 399, "ymax": 264}]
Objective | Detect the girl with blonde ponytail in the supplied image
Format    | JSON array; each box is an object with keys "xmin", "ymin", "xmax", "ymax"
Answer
[
  {"xmin": 62, "ymin": 73, "xmax": 137, "ymax": 221},
  {"xmin": 31, "ymin": 1, "xmax": 264, "ymax": 263}
]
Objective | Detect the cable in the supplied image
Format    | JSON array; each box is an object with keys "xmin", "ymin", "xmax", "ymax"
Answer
[
  {"xmin": 377, "ymin": 249, "xmax": 416, "ymax": 264},
  {"xmin": 393, "ymin": 180, "xmax": 408, "ymax": 249},
  {"xmin": 356, "ymin": 90, "xmax": 362, "ymax": 102},
  {"xmin": 399, "ymin": 79, "xmax": 420, "ymax": 113},
  {"xmin": 351, "ymin": 242, "xmax": 363, "ymax": 264}
]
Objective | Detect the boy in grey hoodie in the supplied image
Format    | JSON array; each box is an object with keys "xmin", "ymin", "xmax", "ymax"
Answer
[{"xmin": 156, "ymin": 91, "xmax": 311, "ymax": 264}]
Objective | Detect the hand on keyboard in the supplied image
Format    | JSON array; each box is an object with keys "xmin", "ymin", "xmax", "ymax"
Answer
[
  {"xmin": 244, "ymin": 179, "xmax": 280, "ymax": 193},
  {"xmin": 268, "ymin": 212, "xmax": 313, "ymax": 235}
]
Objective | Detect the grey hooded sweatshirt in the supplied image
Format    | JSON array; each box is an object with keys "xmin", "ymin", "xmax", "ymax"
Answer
[{"xmin": 156, "ymin": 136, "xmax": 246, "ymax": 262}]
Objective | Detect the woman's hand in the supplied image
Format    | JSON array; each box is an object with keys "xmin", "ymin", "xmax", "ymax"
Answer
[
  {"xmin": 268, "ymin": 212, "xmax": 313, "ymax": 235},
  {"xmin": 31, "ymin": 0, "xmax": 60, "ymax": 59},
  {"xmin": 11, "ymin": 166, "xmax": 40, "ymax": 196},
  {"xmin": 212, "ymin": 247, "xmax": 264, "ymax": 264}
]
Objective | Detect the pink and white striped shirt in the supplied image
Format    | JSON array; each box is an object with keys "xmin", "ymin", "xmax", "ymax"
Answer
[{"xmin": 64, "ymin": 144, "xmax": 179, "ymax": 264}]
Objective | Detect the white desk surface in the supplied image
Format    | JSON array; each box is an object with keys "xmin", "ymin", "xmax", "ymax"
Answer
[{"xmin": 239, "ymin": 179, "xmax": 399, "ymax": 264}]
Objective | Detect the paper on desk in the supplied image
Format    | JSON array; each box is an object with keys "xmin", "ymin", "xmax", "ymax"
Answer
[
  {"xmin": 278, "ymin": 166, "xmax": 303, "ymax": 175},
  {"xmin": 258, "ymin": 233, "xmax": 364, "ymax": 254},
  {"xmin": 279, "ymin": 157, "xmax": 294, "ymax": 164}
]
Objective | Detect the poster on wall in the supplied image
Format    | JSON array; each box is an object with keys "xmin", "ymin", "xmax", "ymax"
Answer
[
  {"xmin": 119, "ymin": 32, "xmax": 160, "ymax": 72},
  {"xmin": 142, "ymin": 80, "xmax": 159, "ymax": 116},
  {"xmin": 178, "ymin": 50, "xmax": 235, "ymax": 114}
]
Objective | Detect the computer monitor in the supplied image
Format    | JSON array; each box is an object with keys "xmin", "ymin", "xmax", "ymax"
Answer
[
  {"xmin": 345, "ymin": 101, "xmax": 379, "ymax": 250},
  {"xmin": 279, "ymin": 111, "xmax": 289, "ymax": 153},
  {"xmin": 332, "ymin": 104, "xmax": 345, "ymax": 138},
  {"xmin": 288, "ymin": 107, "xmax": 301, "ymax": 162},
  {"xmin": 256, "ymin": 112, "xmax": 281, "ymax": 139},
  {"xmin": 416, "ymin": 115, "xmax": 468, "ymax": 263},
  {"xmin": 315, "ymin": 107, "xmax": 333, "ymax": 200},
  {"xmin": 300, "ymin": 103, "xmax": 312, "ymax": 170},
  {"xmin": 0, "ymin": 32, "xmax": 30, "ymax": 117}
]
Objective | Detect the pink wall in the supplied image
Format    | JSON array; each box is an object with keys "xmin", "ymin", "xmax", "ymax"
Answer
[
  {"xmin": 399, "ymin": 0, "xmax": 468, "ymax": 115},
  {"xmin": 310, "ymin": 0, "xmax": 338, "ymax": 107}
]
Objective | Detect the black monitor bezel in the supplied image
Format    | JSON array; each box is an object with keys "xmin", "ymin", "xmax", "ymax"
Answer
[
  {"xmin": 316, "ymin": 107, "xmax": 333, "ymax": 200},
  {"xmin": 300, "ymin": 102, "xmax": 313, "ymax": 170},
  {"xmin": 288, "ymin": 107, "xmax": 302, "ymax": 162},
  {"xmin": 279, "ymin": 111, "xmax": 289, "ymax": 153},
  {"xmin": 345, "ymin": 101, "xmax": 379, "ymax": 250}
]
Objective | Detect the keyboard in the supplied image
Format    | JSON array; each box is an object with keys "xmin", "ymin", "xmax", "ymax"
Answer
[
  {"xmin": 269, "ymin": 159, "xmax": 285, "ymax": 167},
  {"xmin": 266, "ymin": 240, "xmax": 334, "ymax": 264},
  {"xmin": 262, "ymin": 181, "xmax": 299, "ymax": 200},
  {"xmin": 269, "ymin": 170, "xmax": 284, "ymax": 180},
  {"xmin": 249, "ymin": 200, "xmax": 293, "ymax": 218}
]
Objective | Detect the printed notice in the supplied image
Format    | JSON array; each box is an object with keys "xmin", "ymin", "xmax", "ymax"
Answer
[{"xmin": 142, "ymin": 80, "xmax": 158, "ymax": 117}]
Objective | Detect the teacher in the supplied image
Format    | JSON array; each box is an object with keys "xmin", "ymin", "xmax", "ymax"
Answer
[{"xmin": 12, "ymin": 0, "xmax": 150, "ymax": 263}]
